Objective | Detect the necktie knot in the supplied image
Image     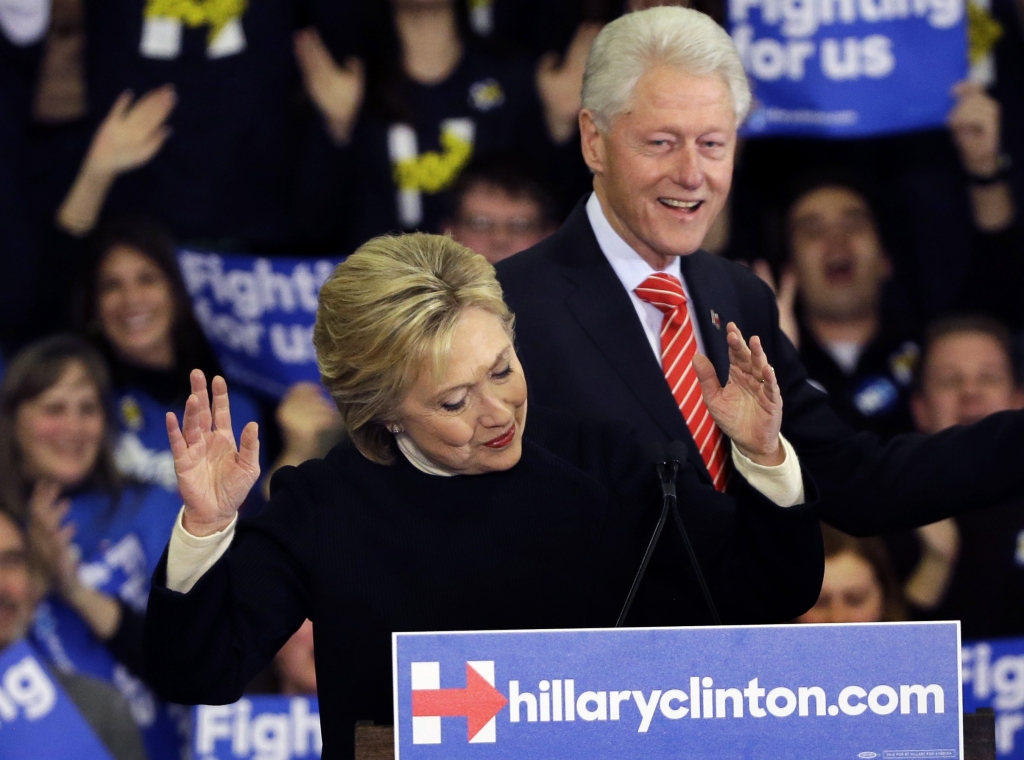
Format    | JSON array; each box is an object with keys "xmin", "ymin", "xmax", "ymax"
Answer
[{"xmin": 635, "ymin": 273, "xmax": 686, "ymax": 318}]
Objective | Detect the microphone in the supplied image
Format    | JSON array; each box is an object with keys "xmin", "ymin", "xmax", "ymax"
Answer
[{"xmin": 616, "ymin": 443, "xmax": 722, "ymax": 627}]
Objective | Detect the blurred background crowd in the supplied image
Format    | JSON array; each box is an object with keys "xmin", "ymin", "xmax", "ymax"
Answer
[{"xmin": 1, "ymin": 0, "xmax": 1023, "ymax": 757}]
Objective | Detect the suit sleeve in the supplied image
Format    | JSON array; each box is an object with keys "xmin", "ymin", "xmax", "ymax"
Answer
[
  {"xmin": 143, "ymin": 466, "xmax": 316, "ymax": 705},
  {"xmin": 746, "ymin": 272, "xmax": 1024, "ymax": 536}
]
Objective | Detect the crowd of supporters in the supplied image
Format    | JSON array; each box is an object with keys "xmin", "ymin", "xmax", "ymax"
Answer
[{"xmin": 1, "ymin": 0, "xmax": 1023, "ymax": 757}]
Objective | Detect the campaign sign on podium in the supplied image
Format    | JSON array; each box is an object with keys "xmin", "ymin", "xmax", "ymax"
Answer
[{"xmin": 393, "ymin": 622, "xmax": 962, "ymax": 759}]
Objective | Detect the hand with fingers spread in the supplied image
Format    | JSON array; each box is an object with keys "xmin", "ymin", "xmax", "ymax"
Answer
[
  {"xmin": 692, "ymin": 322, "xmax": 784, "ymax": 466},
  {"xmin": 57, "ymin": 84, "xmax": 177, "ymax": 235},
  {"xmin": 166, "ymin": 370, "xmax": 260, "ymax": 537},
  {"xmin": 86, "ymin": 86, "xmax": 178, "ymax": 178}
]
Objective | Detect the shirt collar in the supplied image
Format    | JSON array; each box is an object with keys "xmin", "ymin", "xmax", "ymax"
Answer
[
  {"xmin": 396, "ymin": 433, "xmax": 457, "ymax": 477},
  {"xmin": 585, "ymin": 192, "xmax": 683, "ymax": 291}
]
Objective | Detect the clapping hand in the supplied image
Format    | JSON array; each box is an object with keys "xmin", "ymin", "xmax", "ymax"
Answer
[
  {"xmin": 947, "ymin": 81, "xmax": 1002, "ymax": 178},
  {"xmin": 536, "ymin": 22, "xmax": 602, "ymax": 144},
  {"xmin": 294, "ymin": 27, "xmax": 365, "ymax": 145},
  {"xmin": 692, "ymin": 323, "xmax": 784, "ymax": 466},
  {"xmin": 751, "ymin": 260, "xmax": 800, "ymax": 348},
  {"xmin": 85, "ymin": 86, "xmax": 177, "ymax": 179},
  {"xmin": 166, "ymin": 370, "xmax": 260, "ymax": 537},
  {"xmin": 28, "ymin": 481, "xmax": 80, "ymax": 599}
]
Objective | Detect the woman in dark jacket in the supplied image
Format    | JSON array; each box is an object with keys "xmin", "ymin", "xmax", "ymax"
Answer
[{"xmin": 145, "ymin": 233, "xmax": 824, "ymax": 759}]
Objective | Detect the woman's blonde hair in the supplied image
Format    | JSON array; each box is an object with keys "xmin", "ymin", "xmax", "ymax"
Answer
[{"xmin": 313, "ymin": 233, "xmax": 514, "ymax": 464}]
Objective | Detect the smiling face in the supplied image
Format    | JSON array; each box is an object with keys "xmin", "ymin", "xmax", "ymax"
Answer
[
  {"xmin": 912, "ymin": 331, "xmax": 1024, "ymax": 432},
  {"xmin": 581, "ymin": 66, "xmax": 736, "ymax": 269},
  {"xmin": 14, "ymin": 360, "xmax": 105, "ymax": 487},
  {"xmin": 797, "ymin": 550, "xmax": 885, "ymax": 624},
  {"xmin": 788, "ymin": 186, "xmax": 891, "ymax": 323},
  {"xmin": 0, "ymin": 512, "xmax": 34, "ymax": 651},
  {"xmin": 396, "ymin": 307, "xmax": 527, "ymax": 474},
  {"xmin": 97, "ymin": 245, "xmax": 176, "ymax": 370}
]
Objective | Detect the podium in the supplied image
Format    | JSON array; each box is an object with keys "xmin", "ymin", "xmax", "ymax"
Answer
[
  {"xmin": 389, "ymin": 622, "xmax": 976, "ymax": 760},
  {"xmin": 356, "ymin": 713, "xmax": 996, "ymax": 760}
]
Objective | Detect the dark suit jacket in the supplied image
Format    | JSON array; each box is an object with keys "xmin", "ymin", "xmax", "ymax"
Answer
[{"xmin": 497, "ymin": 199, "xmax": 1024, "ymax": 535}]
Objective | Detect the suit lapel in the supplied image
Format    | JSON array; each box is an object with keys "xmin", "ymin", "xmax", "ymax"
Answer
[
  {"xmin": 678, "ymin": 251, "xmax": 739, "ymax": 387},
  {"xmin": 549, "ymin": 205, "xmax": 693, "ymax": 451}
]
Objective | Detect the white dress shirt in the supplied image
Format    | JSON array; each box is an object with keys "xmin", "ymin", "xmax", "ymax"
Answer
[{"xmin": 585, "ymin": 192, "xmax": 805, "ymax": 507}]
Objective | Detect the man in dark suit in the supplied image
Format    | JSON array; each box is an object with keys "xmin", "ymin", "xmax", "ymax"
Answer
[{"xmin": 497, "ymin": 5, "xmax": 1024, "ymax": 535}]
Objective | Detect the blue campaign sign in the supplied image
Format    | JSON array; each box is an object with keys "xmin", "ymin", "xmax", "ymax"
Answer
[
  {"xmin": 962, "ymin": 637, "xmax": 1024, "ymax": 757},
  {"xmin": 178, "ymin": 251, "xmax": 344, "ymax": 398},
  {"xmin": 393, "ymin": 622, "xmax": 962, "ymax": 759},
  {"xmin": 192, "ymin": 695, "xmax": 322, "ymax": 760},
  {"xmin": 0, "ymin": 639, "xmax": 114, "ymax": 759},
  {"xmin": 728, "ymin": 0, "xmax": 967, "ymax": 137}
]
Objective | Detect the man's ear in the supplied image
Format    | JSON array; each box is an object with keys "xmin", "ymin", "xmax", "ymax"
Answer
[{"xmin": 579, "ymin": 110, "xmax": 606, "ymax": 175}]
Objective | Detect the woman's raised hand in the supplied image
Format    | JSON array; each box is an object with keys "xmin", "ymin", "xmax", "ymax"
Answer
[
  {"xmin": 692, "ymin": 323, "xmax": 785, "ymax": 466},
  {"xmin": 166, "ymin": 370, "xmax": 260, "ymax": 537}
]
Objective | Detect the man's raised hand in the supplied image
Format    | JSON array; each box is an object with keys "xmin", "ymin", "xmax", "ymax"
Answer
[
  {"xmin": 692, "ymin": 322, "xmax": 784, "ymax": 466},
  {"xmin": 166, "ymin": 370, "xmax": 260, "ymax": 537}
]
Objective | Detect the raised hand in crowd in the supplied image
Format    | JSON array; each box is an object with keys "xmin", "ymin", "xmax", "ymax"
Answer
[
  {"xmin": 947, "ymin": 81, "xmax": 1015, "ymax": 232},
  {"xmin": 294, "ymin": 27, "xmax": 365, "ymax": 146},
  {"xmin": 904, "ymin": 518, "xmax": 960, "ymax": 610},
  {"xmin": 693, "ymin": 323, "xmax": 785, "ymax": 466},
  {"xmin": 28, "ymin": 481, "xmax": 122, "ymax": 640},
  {"xmin": 752, "ymin": 259, "xmax": 800, "ymax": 348},
  {"xmin": 535, "ymin": 22, "xmax": 602, "ymax": 145},
  {"xmin": 57, "ymin": 85, "xmax": 177, "ymax": 236},
  {"xmin": 166, "ymin": 370, "xmax": 260, "ymax": 537},
  {"xmin": 261, "ymin": 381, "xmax": 343, "ymax": 499}
]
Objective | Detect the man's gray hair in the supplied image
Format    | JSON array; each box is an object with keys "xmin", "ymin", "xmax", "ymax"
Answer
[{"xmin": 582, "ymin": 6, "xmax": 752, "ymax": 131}]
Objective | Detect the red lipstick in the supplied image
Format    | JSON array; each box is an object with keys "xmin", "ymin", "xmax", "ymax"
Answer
[{"xmin": 483, "ymin": 424, "xmax": 516, "ymax": 449}]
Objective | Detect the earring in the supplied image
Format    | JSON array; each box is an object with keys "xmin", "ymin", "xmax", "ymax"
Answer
[{"xmin": 390, "ymin": 424, "xmax": 403, "ymax": 434}]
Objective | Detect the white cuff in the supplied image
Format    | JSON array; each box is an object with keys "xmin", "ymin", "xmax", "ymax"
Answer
[
  {"xmin": 166, "ymin": 508, "xmax": 237, "ymax": 593},
  {"xmin": 730, "ymin": 434, "xmax": 805, "ymax": 507}
]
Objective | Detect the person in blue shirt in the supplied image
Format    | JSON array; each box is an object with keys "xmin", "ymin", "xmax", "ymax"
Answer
[
  {"xmin": 0, "ymin": 334, "xmax": 185, "ymax": 760},
  {"xmin": 76, "ymin": 218, "xmax": 263, "ymax": 493}
]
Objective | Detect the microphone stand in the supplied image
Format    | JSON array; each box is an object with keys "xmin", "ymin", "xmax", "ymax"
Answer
[{"xmin": 616, "ymin": 455, "xmax": 722, "ymax": 627}]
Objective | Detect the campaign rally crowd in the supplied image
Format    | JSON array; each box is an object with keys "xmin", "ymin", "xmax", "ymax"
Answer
[{"xmin": 1, "ymin": 0, "xmax": 1023, "ymax": 757}]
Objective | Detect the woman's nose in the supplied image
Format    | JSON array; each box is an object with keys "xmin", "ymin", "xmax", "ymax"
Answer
[{"xmin": 479, "ymin": 391, "xmax": 514, "ymax": 426}]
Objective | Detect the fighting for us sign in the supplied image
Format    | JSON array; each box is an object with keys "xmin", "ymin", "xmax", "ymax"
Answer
[
  {"xmin": 178, "ymin": 251, "xmax": 343, "ymax": 399},
  {"xmin": 728, "ymin": 0, "xmax": 967, "ymax": 137},
  {"xmin": 393, "ymin": 622, "xmax": 962, "ymax": 759}
]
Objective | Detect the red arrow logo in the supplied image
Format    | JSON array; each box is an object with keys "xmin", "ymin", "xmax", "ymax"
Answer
[{"xmin": 411, "ymin": 663, "xmax": 509, "ymax": 741}]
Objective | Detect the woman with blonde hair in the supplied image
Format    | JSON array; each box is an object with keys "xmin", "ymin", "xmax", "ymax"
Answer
[{"xmin": 144, "ymin": 233, "xmax": 823, "ymax": 759}]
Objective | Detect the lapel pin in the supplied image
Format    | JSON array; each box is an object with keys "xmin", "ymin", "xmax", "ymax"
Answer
[{"xmin": 710, "ymin": 310, "xmax": 722, "ymax": 329}]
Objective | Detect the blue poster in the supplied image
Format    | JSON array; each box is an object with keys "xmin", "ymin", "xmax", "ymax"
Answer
[
  {"xmin": 192, "ymin": 696, "xmax": 321, "ymax": 759},
  {"xmin": 393, "ymin": 622, "xmax": 962, "ymax": 759},
  {"xmin": 728, "ymin": 0, "xmax": 967, "ymax": 137},
  {"xmin": 0, "ymin": 639, "xmax": 114, "ymax": 759},
  {"xmin": 962, "ymin": 637, "xmax": 1024, "ymax": 757},
  {"xmin": 178, "ymin": 251, "xmax": 343, "ymax": 398}
]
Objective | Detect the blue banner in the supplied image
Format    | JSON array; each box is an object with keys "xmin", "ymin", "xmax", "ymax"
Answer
[
  {"xmin": 962, "ymin": 637, "xmax": 1024, "ymax": 757},
  {"xmin": 0, "ymin": 640, "xmax": 115, "ymax": 759},
  {"xmin": 192, "ymin": 696, "xmax": 321, "ymax": 759},
  {"xmin": 728, "ymin": 0, "xmax": 967, "ymax": 137},
  {"xmin": 178, "ymin": 251, "xmax": 343, "ymax": 398},
  {"xmin": 393, "ymin": 622, "xmax": 962, "ymax": 759}
]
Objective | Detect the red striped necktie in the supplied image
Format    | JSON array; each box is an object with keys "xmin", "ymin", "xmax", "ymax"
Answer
[{"xmin": 635, "ymin": 272, "xmax": 729, "ymax": 491}]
